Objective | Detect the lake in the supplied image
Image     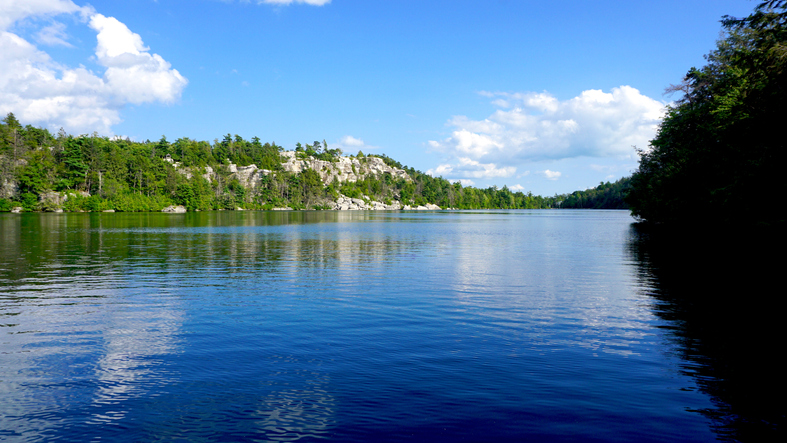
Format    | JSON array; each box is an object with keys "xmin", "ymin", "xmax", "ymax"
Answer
[{"xmin": 0, "ymin": 210, "xmax": 783, "ymax": 442}]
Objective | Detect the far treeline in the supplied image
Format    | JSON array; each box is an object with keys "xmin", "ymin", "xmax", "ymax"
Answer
[
  {"xmin": 557, "ymin": 177, "xmax": 630, "ymax": 210},
  {"xmin": 627, "ymin": 1, "xmax": 786, "ymax": 227},
  {"xmin": 1, "ymin": 117, "xmax": 596, "ymax": 212}
]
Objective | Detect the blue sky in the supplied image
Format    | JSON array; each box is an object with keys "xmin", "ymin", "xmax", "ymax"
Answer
[{"xmin": 1, "ymin": 0, "xmax": 757, "ymax": 195}]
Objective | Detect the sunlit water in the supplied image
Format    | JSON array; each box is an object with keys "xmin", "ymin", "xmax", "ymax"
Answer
[{"xmin": 0, "ymin": 211, "xmax": 779, "ymax": 442}]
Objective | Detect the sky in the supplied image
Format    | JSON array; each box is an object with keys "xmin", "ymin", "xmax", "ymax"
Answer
[{"xmin": 0, "ymin": 0, "xmax": 759, "ymax": 196}]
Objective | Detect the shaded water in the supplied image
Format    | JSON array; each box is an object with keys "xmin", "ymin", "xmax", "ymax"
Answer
[{"xmin": 0, "ymin": 210, "xmax": 782, "ymax": 442}]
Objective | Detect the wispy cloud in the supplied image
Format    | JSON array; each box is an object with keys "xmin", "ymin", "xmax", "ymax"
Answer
[{"xmin": 35, "ymin": 21, "xmax": 72, "ymax": 47}]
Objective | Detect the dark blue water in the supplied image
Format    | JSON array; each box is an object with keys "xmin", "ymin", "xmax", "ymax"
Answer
[{"xmin": 0, "ymin": 211, "xmax": 781, "ymax": 441}]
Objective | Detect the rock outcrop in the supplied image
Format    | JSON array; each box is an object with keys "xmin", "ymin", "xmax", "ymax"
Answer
[
  {"xmin": 279, "ymin": 152, "xmax": 410, "ymax": 185},
  {"xmin": 333, "ymin": 195, "xmax": 402, "ymax": 210},
  {"xmin": 162, "ymin": 205, "xmax": 187, "ymax": 213},
  {"xmin": 330, "ymin": 195, "xmax": 442, "ymax": 211},
  {"xmin": 38, "ymin": 190, "xmax": 90, "ymax": 207},
  {"xmin": 168, "ymin": 152, "xmax": 422, "ymax": 210}
]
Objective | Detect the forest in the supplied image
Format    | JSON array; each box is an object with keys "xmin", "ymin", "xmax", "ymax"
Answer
[
  {"xmin": 556, "ymin": 178, "xmax": 630, "ymax": 210},
  {"xmin": 0, "ymin": 117, "xmax": 557, "ymax": 212},
  {"xmin": 3, "ymin": 3, "xmax": 782, "ymax": 220},
  {"xmin": 627, "ymin": 1, "xmax": 786, "ymax": 226}
]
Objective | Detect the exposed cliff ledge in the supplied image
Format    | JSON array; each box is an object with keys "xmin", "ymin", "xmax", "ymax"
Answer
[
  {"xmin": 278, "ymin": 152, "xmax": 410, "ymax": 185},
  {"xmin": 169, "ymin": 151, "xmax": 411, "ymax": 191}
]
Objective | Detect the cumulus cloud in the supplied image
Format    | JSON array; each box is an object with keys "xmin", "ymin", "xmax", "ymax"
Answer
[
  {"xmin": 430, "ymin": 86, "xmax": 665, "ymax": 164},
  {"xmin": 89, "ymin": 13, "xmax": 187, "ymax": 105},
  {"xmin": 542, "ymin": 170, "xmax": 562, "ymax": 180},
  {"xmin": 0, "ymin": 0, "xmax": 187, "ymax": 134},
  {"xmin": 427, "ymin": 157, "xmax": 515, "ymax": 180},
  {"xmin": 426, "ymin": 86, "xmax": 665, "ymax": 187}
]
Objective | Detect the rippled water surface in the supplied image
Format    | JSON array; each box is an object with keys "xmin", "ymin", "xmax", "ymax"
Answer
[{"xmin": 0, "ymin": 211, "xmax": 781, "ymax": 442}]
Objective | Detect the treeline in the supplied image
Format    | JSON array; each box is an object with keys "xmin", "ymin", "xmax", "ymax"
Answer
[
  {"xmin": 556, "ymin": 177, "xmax": 630, "ymax": 209},
  {"xmin": 627, "ymin": 1, "xmax": 786, "ymax": 226},
  {"xmin": 0, "ymin": 116, "xmax": 558, "ymax": 212}
]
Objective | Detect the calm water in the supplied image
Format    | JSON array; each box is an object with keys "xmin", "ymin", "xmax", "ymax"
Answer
[{"xmin": 0, "ymin": 210, "xmax": 783, "ymax": 442}]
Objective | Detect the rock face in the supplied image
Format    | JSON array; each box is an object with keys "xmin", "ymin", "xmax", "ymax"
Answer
[
  {"xmin": 333, "ymin": 195, "xmax": 403, "ymax": 211},
  {"xmin": 214, "ymin": 153, "xmax": 412, "ymax": 191},
  {"xmin": 232, "ymin": 164, "xmax": 269, "ymax": 189},
  {"xmin": 279, "ymin": 152, "xmax": 410, "ymax": 185},
  {"xmin": 1, "ymin": 179, "xmax": 18, "ymax": 199},
  {"xmin": 38, "ymin": 190, "xmax": 90, "ymax": 207},
  {"xmin": 170, "ymin": 152, "xmax": 418, "ymax": 209},
  {"xmin": 162, "ymin": 205, "xmax": 187, "ymax": 213},
  {"xmin": 403, "ymin": 203, "xmax": 442, "ymax": 210},
  {"xmin": 329, "ymin": 195, "xmax": 442, "ymax": 211}
]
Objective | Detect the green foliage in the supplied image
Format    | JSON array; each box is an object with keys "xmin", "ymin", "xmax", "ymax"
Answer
[
  {"xmin": 558, "ymin": 178, "xmax": 631, "ymax": 209},
  {"xmin": 0, "ymin": 113, "xmax": 568, "ymax": 212},
  {"xmin": 628, "ymin": 1, "xmax": 786, "ymax": 226},
  {"xmin": 19, "ymin": 193, "xmax": 38, "ymax": 211}
]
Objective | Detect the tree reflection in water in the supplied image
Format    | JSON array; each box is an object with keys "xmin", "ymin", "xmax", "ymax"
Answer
[{"xmin": 627, "ymin": 224, "xmax": 786, "ymax": 442}]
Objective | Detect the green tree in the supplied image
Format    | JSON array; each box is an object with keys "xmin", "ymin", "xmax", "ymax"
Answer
[{"xmin": 627, "ymin": 1, "xmax": 786, "ymax": 226}]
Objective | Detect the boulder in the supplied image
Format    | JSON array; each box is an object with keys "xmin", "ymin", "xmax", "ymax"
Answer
[{"xmin": 162, "ymin": 205, "xmax": 187, "ymax": 213}]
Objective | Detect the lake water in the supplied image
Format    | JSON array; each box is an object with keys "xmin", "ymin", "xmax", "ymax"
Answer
[{"xmin": 0, "ymin": 210, "xmax": 783, "ymax": 442}]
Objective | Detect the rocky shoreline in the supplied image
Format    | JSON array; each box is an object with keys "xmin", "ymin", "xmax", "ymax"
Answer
[{"xmin": 155, "ymin": 196, "xmax": 442, "ymax": 213}]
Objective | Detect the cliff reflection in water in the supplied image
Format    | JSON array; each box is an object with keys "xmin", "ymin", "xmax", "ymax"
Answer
[
  {"xmin": 627, "ymin": 225, "xmax": 786, "ymax": 442},
  {"xmin": 5, "ymin": 210, "xmax": 784, "ymax": 442},
  {"xmin": 0, "ymin": 211, "xmax": 415, "ymax": 442}
]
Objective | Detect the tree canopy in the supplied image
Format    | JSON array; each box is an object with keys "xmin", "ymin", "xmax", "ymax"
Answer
[
  {"xmin": 627, "ymin": 1, "xmax": 786, "ymax": 226},
  {"xmin": 0, "ymin": 118, "xmax": 562, "ymax": 212}
]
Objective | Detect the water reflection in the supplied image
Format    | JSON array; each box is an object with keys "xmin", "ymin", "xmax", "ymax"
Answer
[
  {"xmin": 0, "ymin": 212, "xmax": 360, "ymax": 441},
  {"xmin": 4, "ymin": 211, "xmax": 781, "ymax": 441},
  {"xmin": 254, "ymin": 368, "xmax": 335, "ymax": 441},
  {"xmin": 446, "ymin": 211, "xmax": 651, "ymax": 357},
  {"xmin": 626, "ymin": 224, "xmax": 786, "ymax": 441}
]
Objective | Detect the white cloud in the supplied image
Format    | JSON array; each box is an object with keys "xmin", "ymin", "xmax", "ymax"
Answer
[
  {"xmin": 35, "ymin": 21, "xmax": 72, "ymax": 46},
  {"xmin": 340, "ymin": 135, "xmax": 364, "ymax": 147},
  {"xmin": 0, "ymin": 0, "xmax": 84, "ymax": 30},
  {"xmin": 89, "ymin": 13, "xmax": 187, "ymax": 105},
  {"xmin": 429, "ymin": 86, "xmax": 666, "ymax": 164},
  {"xmin": 542, "ymin": 170, "xmax": 562, "ymax": 180},
  {"xmin": 510, "ymin": 184, "xmax": 525, "ymax": 192},
  {"xmin": 0, "ymin": 0, "xmax": 187, "ymax": 134},
  {"xmin": 427, "ymin": 157, "xmax": 515, "ymax": 180},
  {"xmin": 333, "ymin": 135, "xmax": 380, "ymax": 153}
]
